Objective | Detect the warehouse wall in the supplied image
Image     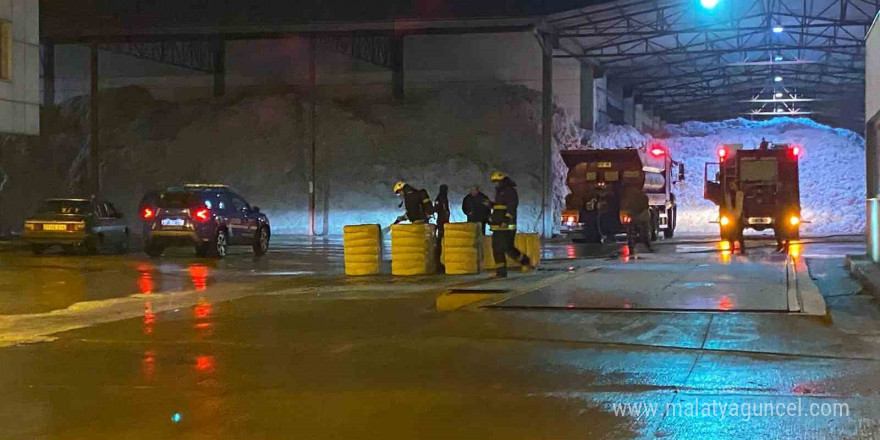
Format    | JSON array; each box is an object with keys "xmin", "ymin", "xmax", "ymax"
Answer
[{"xmin": 50, "ymin": 32, "xmax": 584, "ymax": 121}]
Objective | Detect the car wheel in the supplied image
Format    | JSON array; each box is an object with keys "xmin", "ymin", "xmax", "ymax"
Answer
[
  {"xmin": 85, "ymin": 235, "xmax": 101, "ymax": 255},
  {"xmin": 207, "ymin": 228, "xmax": 228, "ymax": 259},
  {"xmin": 31, "ymin": 244, "xmax": 47, "ymax": 255},
  {"xmin": 115, "ymin": 230, "xmax": 130, "ymax": 254},
  {"xmin": 144, "ymin": 240, "xmax": 165, "ymax": 258},
  {"xmin": 252, "ymin": 226, "xmax": 270, "ymax": 256}
]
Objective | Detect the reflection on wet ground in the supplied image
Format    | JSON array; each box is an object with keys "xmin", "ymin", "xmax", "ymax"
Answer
[{"xmin": 0, "ymin": 234, "xmax": 876, "ymax": 439}]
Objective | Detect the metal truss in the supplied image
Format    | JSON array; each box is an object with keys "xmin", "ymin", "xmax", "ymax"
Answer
[
  {"xmin": 317, "ymin": 34, "xmax": 393, "ymax": 69},
  {"xmin": 547, "ymin": 0, "xmax": 880, "ymax": 129},
  {"xmin": 101, "ymin": 40, "xmax": 217, "ymax": 73}
]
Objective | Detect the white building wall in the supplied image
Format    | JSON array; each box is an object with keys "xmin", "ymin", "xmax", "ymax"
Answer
[
  {"xmin": 0, "ymin": 0, "xmax": 38, "ymax": 135},
  {"xmin": 868, "ymin": 18, "xmax": 880, "ymax": 121}
]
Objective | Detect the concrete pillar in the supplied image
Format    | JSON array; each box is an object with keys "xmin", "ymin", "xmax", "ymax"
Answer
[
  {"xmin": 89, "ymin": 43, "xmax": 100, "ymax": 198},
  {"xmin": 580, "ymin": 66, "xmax": 609, "ymax": 131},
  {"xmin": 541, "ymin": 34, "xmax": 554, "ymax": 238},
  {"xmin": 623, "ymin": 96, "xmax": 635, "ymax": 126},
  {"xmin": 580, "ymin": 65, "xmax": 595, "ymax": 130},
  {"xmin": 42, "ymin": 41, "xmax": 55, "ymax": 106},
  {"xmin": 308, "ymin": 35, "xmax": 317, "ymax": 236},
  {"xmin": 868, "ymin": 115, "xmax": 880, "ymax": 198},
  {"xmin": 391, "ymin": 35, "xmax": 405, "ymax": 101},
  {"xmin": 634, "ymin": 103, "xmax": 645, "ymax": 131},
  {"xmin": 212, "ymin": 38, "xmax": 226, "ymax": 98}
]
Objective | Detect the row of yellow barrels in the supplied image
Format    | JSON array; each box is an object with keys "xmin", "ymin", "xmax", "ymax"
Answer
[{"xmin": 343, "ymin": 223, "xmax": 540, "ymax": 276}]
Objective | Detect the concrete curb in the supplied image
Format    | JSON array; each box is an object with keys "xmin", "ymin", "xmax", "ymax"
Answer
[
  {"xmin": 791, "ymin": 256, "xmax": 827, "ymax": 316},
  {"xmin": 846, "ymin": 254, "xmax": 879, "ymax": 300}
]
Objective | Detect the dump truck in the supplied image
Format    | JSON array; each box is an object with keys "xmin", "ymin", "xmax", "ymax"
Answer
[
  {"xmin": 560, "ymin": 144, "xmax": 684, "ymax": 243},
  {"xmin": 703, "ymin": 143, "xmax": 802, "ymax": 242}
]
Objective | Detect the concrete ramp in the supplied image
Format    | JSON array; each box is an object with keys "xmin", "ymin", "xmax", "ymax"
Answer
[{"xmin": 493, "ymin": 256, "xmax": 825, "ymax": 315}]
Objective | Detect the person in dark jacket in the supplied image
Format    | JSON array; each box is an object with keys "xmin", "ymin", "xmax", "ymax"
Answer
[
  {"xmin": 462, "ymin": 186, "xmax": 491, "ymax": 234},
  {"xmin": 434, "ymin": 184, "xmax": 451, "ymax": 237},
  {"xmin": 489, "ymin": 172, "xmax": 532, "ymax": 278},
  {"xmin": 393, "ymin": 181, "xmax": 429, "ymax": 224},
  {"xmin": 620, "ymin": 186, "xmax": 653, "ymax": 252}
]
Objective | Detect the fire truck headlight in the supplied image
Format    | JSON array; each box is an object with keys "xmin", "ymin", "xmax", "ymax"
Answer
[
  {"xmin": 719, "ymin": 216, "xmax": 731, "ymax": 227},
  {"xmin": 789, "ymin": 215, "xmax": 800, "ymax": 226}
]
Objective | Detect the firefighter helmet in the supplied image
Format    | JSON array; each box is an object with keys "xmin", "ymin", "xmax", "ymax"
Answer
[
  {"xmin": 393, "ymin": 181, "xmax": 407, "ymax": 193},
  {"xmin": 490, "ymin": 171, "xmax": 507, "ymax": 182}
]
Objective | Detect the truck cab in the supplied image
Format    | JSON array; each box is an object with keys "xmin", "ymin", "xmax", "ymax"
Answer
[
  {"xmin": 704, "ymin": 143, "xmax": 802, "ymax": 241},
  {"xmin": 560, "ymin": 144, "xmax": 683, "ymax": 243}
]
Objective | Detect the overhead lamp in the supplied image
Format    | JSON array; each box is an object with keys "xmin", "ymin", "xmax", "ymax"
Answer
[
  {"xmin": 774, "ymin": 76, "xmax": 783, "ymax": 82},
  {"xmin": 773, "ymin": 26, "xmax": 785, "ymax": 33},
  {"xmin": 776, "ymin": 108, "xmax": 784, "ymax": 113},
  {"xmin": 700, "ymin": 0, "xmax": 719, "ymax": 9},
  {"xmin": 775, "ymin": 92, "xmax": 784, "ymax": 98},
  {"xmin": 774, "ymin": 55, "xmax": 784, "ymax": 62}
]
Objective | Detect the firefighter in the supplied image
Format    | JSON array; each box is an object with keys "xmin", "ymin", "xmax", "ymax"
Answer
[
  {"xmin": 489, "ymin": 172, "xmax": 532, "ymax": 278},
  {"xmin": 621, "ymin": 185, "xmax": 653, "ymax": 253},
  {"xmin": 434, "ymin": 184, "xmax": 451, "ymax": 237},
  {"xmin": 393, "ymin": 181, "xmax": 431, "ymax": 224},
  {"xmin": 759, "ymin": 138, "xmax": 770, "ymax": 150},
  {"xmin": 462, "ymin": 186, "xmax": 491, "ymax": 234},
  {"xmin": 723, "ymin": 181, "xmax": 746, "ymax": 254}
]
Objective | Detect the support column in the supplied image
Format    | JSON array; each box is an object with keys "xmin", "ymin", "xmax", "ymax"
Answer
[
  {"xmin": 868, "ymin": 115, "xmax": 880, "ymax": 198},
  {"xmin": 212, "ymin": 38, "xmax": 226, "ymax": 98},
  {"xmin": 634, "ymin": 103, "xmax": 645, "ymax": 132},
  {"xmin": 42, "ymin": 41, "xmax": 55, "ymax": 106},
  {"xmin": 541, "ymin": 34, "xmax": 554, "ymax": 238},
  {"xmin": 308, "ymin": 35, "xmax": 317, "ymax": 236},
  {"xmin": 866, "ymin": 115, "xmax": 880, "ymax": 261},
  {"xmin": 580, "ymin": 65, "xmax": 595, "ymax": 131},
  {"xmin": 623, "ymin": 94, "xmax": 635, "ymax": 126},
  {"xmin": 89, "ymin": 43, "xmax": 100, "ymax": 197},
  {"xmin": 390, "ymin": 34, "xmax": 404, "ymax": 101}
]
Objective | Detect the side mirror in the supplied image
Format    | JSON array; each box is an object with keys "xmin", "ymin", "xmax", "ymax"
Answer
[
  {"xmin": 678, "ymin": 164, "xmax": 686, "ymax": 182},
  {"xmin": 251, "ymin": 206, "xmax": 260, "ymax": 214}
]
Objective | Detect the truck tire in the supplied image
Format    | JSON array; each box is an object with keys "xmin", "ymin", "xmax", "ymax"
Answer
[
  {"xmin": 664, "ymin": 207, "xmax": 676, "ymax": 239},
  {"xmin": 650, "ymin": 209, "xmax": 659, "ymax": 242}
]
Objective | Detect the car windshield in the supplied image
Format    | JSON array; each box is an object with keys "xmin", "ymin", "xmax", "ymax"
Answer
[
  {"xmin": 37, "ymin": 200, "xmax": 91, "ymax": 215},
  {"xmin": 157, "ymin": 192, "xmax": 202, "ymax": 209}
]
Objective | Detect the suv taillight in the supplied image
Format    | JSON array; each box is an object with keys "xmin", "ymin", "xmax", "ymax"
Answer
[
  {"xmin": 193, "ymin": 207, "xmax": 211, "ymax": 222},
  {"xmin": 142, "ymin": 207, "xmax": 155, "ymax": 219}
]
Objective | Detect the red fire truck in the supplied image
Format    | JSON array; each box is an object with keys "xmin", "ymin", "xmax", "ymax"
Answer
[
  {"xmin": 703, "ymin": 143, "xmax": 802, "ymax": 242},
  {"xmin": 560, "ymin": 144, "xmax": 684, "ymax": 243}
]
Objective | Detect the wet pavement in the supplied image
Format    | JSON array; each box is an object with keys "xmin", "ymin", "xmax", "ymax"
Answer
[{"xmin": 1, "ymin": 234, "xmax": 880, "ymax": 439}]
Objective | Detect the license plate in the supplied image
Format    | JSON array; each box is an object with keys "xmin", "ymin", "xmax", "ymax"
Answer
[
  {"xmin": 748, "ymin": 217, "xmax": 772, "ymax": 225},
  {"xmin": 43, "ymin": 224, "xmax": 67, "ymax": 231},
  {"xmin": 598, "ymin": 162, "xmax": 612, "ymax": 168},
  {"xmin": 161, "ymin": 218, "xmax": 185, "ymax": 227}
]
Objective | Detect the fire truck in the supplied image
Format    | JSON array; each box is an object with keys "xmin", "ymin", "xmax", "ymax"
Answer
[
  {"xmin": 560, "ymin": 144, "xmax": 684, "ymax": 243},
  {"xmin": 703, "ymin": 143, "xmax": 802, "ymax": 241}
]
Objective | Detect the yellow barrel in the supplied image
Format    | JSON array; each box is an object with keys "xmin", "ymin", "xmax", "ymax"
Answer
[
  {"xmin": 481, "ymin": 232, "xmax": 542, "ymax": 270},
  {"xmin": 343, "ymin": 224, "xmax": 382, "ymax": 276},
  {"xmin": 391, "ymin": 223, "xmax": 436, "ymax": 276},
  {"xmin": 441, "ymin": 222, "xmax": 481, "ymax": 275}
]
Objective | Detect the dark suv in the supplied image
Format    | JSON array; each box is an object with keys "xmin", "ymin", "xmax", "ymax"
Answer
[{"xmin": 140, "ymin": 184, "xmax": 270, "ymax": 258}]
